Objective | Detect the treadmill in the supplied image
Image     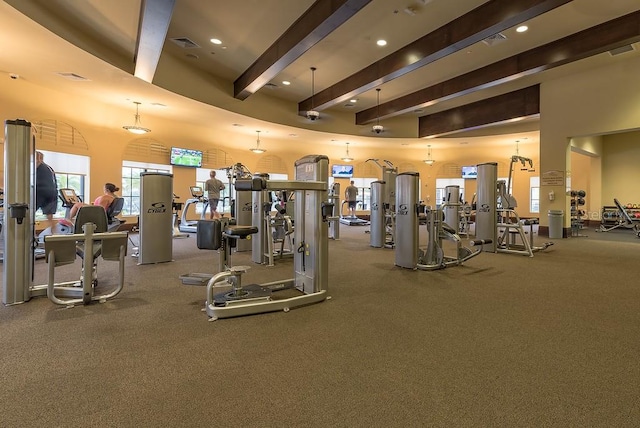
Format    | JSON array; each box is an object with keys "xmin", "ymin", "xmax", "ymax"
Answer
[{"xmin": 339, "ymin": 200, "xmax": 369, "ymax": 226}]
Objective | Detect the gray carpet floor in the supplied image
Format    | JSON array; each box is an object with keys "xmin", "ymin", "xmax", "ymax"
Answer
[{"xmin": 1, "ymin": 224, "xmax": 639, "ymax": 427}]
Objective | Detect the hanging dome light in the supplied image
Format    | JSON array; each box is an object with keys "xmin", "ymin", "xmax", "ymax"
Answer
[
  {"xmin": 122, "ymin": 101, "xmax": 151, "ymax": 134},
  {"xmin": 372, "ymin": 88, "xmax": 384, "ymax": 134},
  {"xmin": 306, "ymin": 67, "xmax": 320, "ymax": 121},
  {"xmin": 249, "ymin": 130, "xmax": 266, "ymax": 154},
  {"xmin": 341, "ymin": 142, "xmax": 353, "ymax": 162},
  {"xmin": 423, "ymin": 145, "xmax": 435, "ymax": 165}
]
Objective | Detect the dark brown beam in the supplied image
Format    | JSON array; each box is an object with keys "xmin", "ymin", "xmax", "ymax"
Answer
[
  {"xmin": 359, "ymin": 10, "xmax": 640, "ymax": 125},
  {"xmin": 299, "ymin": 0, "xmax": 571, "ymax": 114},
  {"xmin": 418, "ymin": 85, "xmax": 540, "ymax": 137},
  {"xmin": 234, "ymin": 0, "xmax": 372, "ymax": 100}
]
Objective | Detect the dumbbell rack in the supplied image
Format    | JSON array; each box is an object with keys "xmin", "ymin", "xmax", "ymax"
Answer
[{"xmin": 570, "ymin": 190, "xmax": 587, "ymax": 237}]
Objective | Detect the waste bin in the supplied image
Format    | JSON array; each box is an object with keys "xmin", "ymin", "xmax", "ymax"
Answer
[{"xmin": 548, "ymin": 210, "xmax": 564, "ymax": 239}]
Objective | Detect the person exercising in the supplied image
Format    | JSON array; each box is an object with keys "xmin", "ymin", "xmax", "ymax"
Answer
[
  {"xmin": 345, "ymin": 180, "xmax": 358, "ymax": 218},
  {"xmin": 67, "ymin": 182, "xmax": 119, "ymax": 219},
  {"xmin": 205, "ymin": 170, "xmax": 225, "ymax": 219}
]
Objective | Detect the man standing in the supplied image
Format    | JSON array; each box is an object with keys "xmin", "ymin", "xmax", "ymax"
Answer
[
  {"xmin": 205, "ymin": 170, "xmax": 225, "ymax": 219},
  {"xmin": 35, "ymin": 151, "xmax": 58, "ymax": 232},
  {"xmin": 345, "ymin": 180, "xmax": 358, "ymax": 218}
]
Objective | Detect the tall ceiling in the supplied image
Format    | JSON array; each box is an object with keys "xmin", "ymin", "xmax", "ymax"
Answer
[{"xmin": 1, "ymin": 0, "xmax": 639, "ymax": 152}]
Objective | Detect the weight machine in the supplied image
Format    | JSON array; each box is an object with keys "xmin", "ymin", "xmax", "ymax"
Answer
[
  {"xmin": 394, "ymin": 172, "xmax": 488, "ymax": 270},
  {"xmin": 597, "ymin": 198, "xmax": 640, "ymax": 237},
  {"xmin": 223, "ymin": 163, "xmax": 253, "ymax": 251},
  {"xmin": 202, "ymin": 155, "xmax": 333, "ymax": 321},
  {"xmin": 2, "ymin": 119, "xmax": 128, "ymax": 307},
  {"xmin": 367, "ymin": 159, "xmax": 397, "ymax": 248},
  {"xmin": 475, "ymin": 162, "xmax": 552, "ymax": 257}
]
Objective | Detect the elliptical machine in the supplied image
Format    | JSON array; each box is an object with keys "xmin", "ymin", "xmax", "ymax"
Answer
[{"xmin": 179, "ymin": 186, "xmax": 208, "ymax": 233}]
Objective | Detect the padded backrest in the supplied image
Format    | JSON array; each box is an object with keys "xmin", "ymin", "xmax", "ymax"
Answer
[
  {"xmin": 101, "ymin": 235, "xmax": 128, "ymax": 261},
  {"xmin": 197, "ymin": 219, "xmax": 222, "ymax": 250},
  {"xmin": 614, "ymin": 198, "xmax": 634, "ymax": 224},
  {"xmin": 107, "ymin": 197, "xmax": 125, "ymax": 223},
  {"xmin": 74, "ymin": 205, "xmax": 108, "ymax": 234}
]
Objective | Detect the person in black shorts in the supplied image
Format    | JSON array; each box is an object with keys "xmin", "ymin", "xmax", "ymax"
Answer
[
  {"xmin": 36, "ymin": 151, "xmax": 58, "ymax": 232},
  {"xmin": 345, "ymin": 180, "xmax": 358, "ymax": 218}
]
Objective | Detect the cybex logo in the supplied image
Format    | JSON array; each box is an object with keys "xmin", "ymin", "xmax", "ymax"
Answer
[
  {"xmin": 242, "ymin": 203, "xmax": 252, "ymax": 212},
  {"xmin": 147, "ymin": 202, "xmax": 167, "ymax": 214},
  {"xmin": 398, "ymin": 204, "xmax": 408, "ymax": 215},
  {"xmin": 372, "ymin": 202, "xmax": 379, "ymax": 211},
  {"xmin": 479, "ymin": 203, "xmax": 491, "ymax": 213}
]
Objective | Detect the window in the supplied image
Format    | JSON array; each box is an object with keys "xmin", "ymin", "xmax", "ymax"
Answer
[
  {"xmin": 122, "ymin": 161, "xmax": 171, "ymax": 216},
  {"xmin": 196, "ymin": 168, "xmax": 234, "ymax": 215},
  {"xmin": 530, "ymin": 177, "xmax": 540, "ymax": 213}
]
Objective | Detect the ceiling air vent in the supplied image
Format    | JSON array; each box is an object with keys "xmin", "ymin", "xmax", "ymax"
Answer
[
  {"xmin": 482, "ymin": 33, "xmax": 507, "ymax": 46},
  {"xmin": 170, "ymin": 37, "xmax": 200, "ymax": 49},
  {"xmin": 55, "ymin": 72, "xmax": 90, "ymax": 81},
  {"xmin": 609, "ymin": 44, "xmax": 635, "ymax": 56}
]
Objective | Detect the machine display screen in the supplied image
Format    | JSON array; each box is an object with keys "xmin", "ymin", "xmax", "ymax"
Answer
[
  {"xmin": 461, "ymin": 166, "xmax": 478, "ymax": 179},
  {"xmin": 332, "ymin": 164, "xmax": 354, "ymax": 178},
  {"xmin": 170, "ymin": 147, "xmax": 203, "ymax": 167}
]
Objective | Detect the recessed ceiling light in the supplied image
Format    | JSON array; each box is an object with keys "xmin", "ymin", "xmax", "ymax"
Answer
[
  {"xmin": 376, "ymin": 39, "xmax": 387, "ymax": 46},
  {"xmin": 289, "ymin": 133, "xmax": 298, "ymax": 137},
  {"xmin": 350, "ymin": 99, "xmax": 357, "ymax": 103},
  {"xmin": 210, "ymin": 38, "xmax": 222, "ymax": 44},
  {"xmin": 282, "ymin": 80, "xmax": 291, "ymax": 85},
  {"xmin": 516, "ymin": 25, "xmax": 528, "ymax": 33}
]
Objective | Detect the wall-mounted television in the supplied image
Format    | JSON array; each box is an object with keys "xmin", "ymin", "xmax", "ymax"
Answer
[
  {"xmin": 461, "ymin": 165, "xmax": 478, "ymax": 179},
  {"xmin": 170, "ymin": 147, "xmax": 203, "ymax": 167},
  {"xmin": 332, "ymin": 164, "xmax": 354, "ymax": 178}
]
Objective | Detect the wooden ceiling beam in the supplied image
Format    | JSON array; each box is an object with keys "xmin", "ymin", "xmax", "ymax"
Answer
[
  {"xmin": 234, "ymin": 0, "xmax": 372, "ymax": 100},
  {"xmin": 418, "ymin": 85, "xmax": 540, "ymax": 138},
  {"xmin": 358, "ymin": 10, "xmax": 640, "ymax": 125},
  {"xmin": 298, "ymin": 0, "xmax": 571, "ymax": 115}
]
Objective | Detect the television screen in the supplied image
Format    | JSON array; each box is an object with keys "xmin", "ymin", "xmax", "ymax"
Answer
[
  {"xmin": 461, "ymin": 166, "xmax": 478, "ymax": 179},
  {"xmin": 170, "ymin": 147, "xmax": 203, "ymax": 167},
  {"xmin": 332, "ymin": 164, "xmax": 354, "ymax": 178}
]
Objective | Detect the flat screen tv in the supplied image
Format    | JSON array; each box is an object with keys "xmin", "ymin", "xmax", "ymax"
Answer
[
  {"xmin": 461, "ymin": 165, "xmax": 478, "ymax": 179},
  {"xmin": 332, "ymin": 164, "xmax": 354, "ymax": 178},
  {"xmin": 170, "ymin": 147, "xmax": 203, "ymax": 167}
]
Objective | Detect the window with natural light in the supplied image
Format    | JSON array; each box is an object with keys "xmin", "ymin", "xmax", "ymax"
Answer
[{"xmin": 122, "ymin": 161, "xmax": 171, "ymax": 216}]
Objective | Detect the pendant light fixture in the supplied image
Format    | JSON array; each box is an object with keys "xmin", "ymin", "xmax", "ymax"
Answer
[
  {"xmin": 250, "ymin": 130, "xmax": 266, "ymax": 154},
  {"xmin": 423, "ymin": 145, "xmax": 435, "ymax": 165},
  {"xmin": 306, "ymin": 67, "xmax": 320, "ymax": 121},
  {"xmin": 122, "ymin": 101, "xmax": 151, "ymax": 134},
  {"xmin": 372, "ymin": 88, "xmax": 384, "ymax": 134},
  {"xmin": 341, "ymin": 142, "xmax": 353, "ymax": 162}
]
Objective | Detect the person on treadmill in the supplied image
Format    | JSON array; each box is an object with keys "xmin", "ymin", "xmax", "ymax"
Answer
[{"xmin": 345, "ymin": 181, "xmax": 358, "ymax": 219}]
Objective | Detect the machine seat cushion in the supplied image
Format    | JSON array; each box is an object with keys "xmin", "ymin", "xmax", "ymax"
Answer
[{"xmin": 224, "ymin": 225, "xmax": 258, "ymax": 239}]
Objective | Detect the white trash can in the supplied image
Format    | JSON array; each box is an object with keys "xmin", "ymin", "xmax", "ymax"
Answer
[{"xmin": 548, "ymin": 210, "xmax": 564, "ymax": 239}]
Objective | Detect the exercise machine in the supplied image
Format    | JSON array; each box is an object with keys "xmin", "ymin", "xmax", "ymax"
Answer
[
  {"xmin": 475, "ymin": 162, "xmax": 552, "ymax": 257},
  {"xmin": 179, "ymin": 217, "xmax": 256, "ymax": 285},
  {"xmin": 339, "ymin": 199, "xmax": 369, "ymax": 226},
  {"xmin": 171, "ymin": 194, "xmax": 189, "ymax": 238},
  {"xmin": 597, "ymin": 198, "xmax": 640, "ymax": 237},
  {"xmin": 327, "ymin": 182, "xmax": 340, "ymax": 239},
  {"xmin": 3, "ymin": 119, "xmax": 128, "ymax": 307},
  {"xmin": 138, "ymin": 172, "xmax": 173, "ymax": 264},
  {"xmin": 394, "ymin": 172, "xmax": 488, "ymax": 270},
  {"xmin": 179, "ymin": 185, "xmax": 208, "ymax": 233},
  {"xmin": 251, "ymin": 173, "xmax": 296, "ymax": 266},
  {"xmin": 203, "ymin": 154, "xmax": 333, "ymax": 321},
  {"xmin": 367, "ymin": 158, "xmax": 397, "ymax": 247}
]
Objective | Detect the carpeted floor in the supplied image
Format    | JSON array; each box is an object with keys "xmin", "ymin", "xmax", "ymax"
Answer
[{"xmin": 1, "ymin": 224, "xmax": 639, "ymax": 427}]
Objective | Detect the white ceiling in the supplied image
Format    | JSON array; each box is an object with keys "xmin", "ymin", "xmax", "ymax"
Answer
[{"xmin": 1, "ymin": 0, "xmax": 639, "ymax": 153}]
